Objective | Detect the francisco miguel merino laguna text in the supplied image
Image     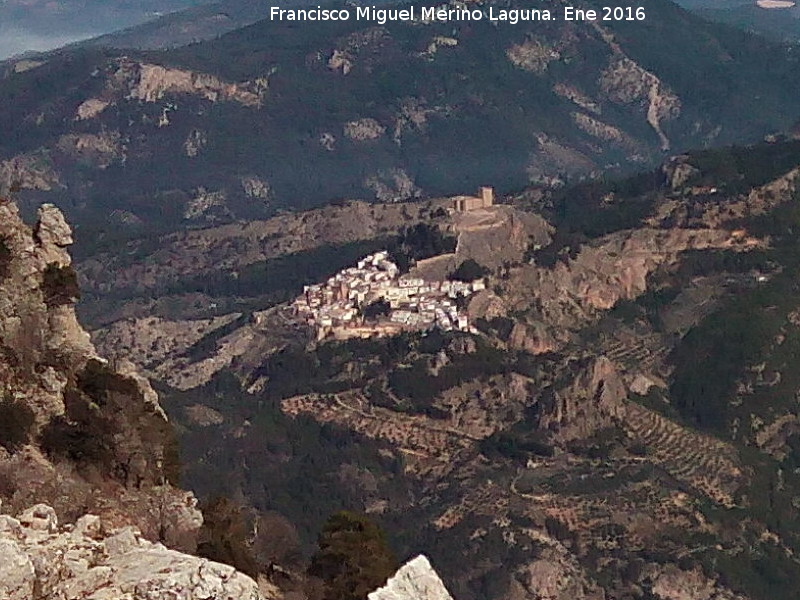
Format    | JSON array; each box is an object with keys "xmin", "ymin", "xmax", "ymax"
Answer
[{"xmin": 269, "ymin": 5, "xmax": 646, "ymax": 24}]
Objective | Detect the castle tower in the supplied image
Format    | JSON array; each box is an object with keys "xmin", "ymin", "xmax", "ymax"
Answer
[{"xmin": 480, "ymin": 186, "xmax": 494, "ymax": 208}]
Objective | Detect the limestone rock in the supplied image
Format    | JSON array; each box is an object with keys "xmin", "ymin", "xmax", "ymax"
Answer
[
  {"xmin": 344, "ymin": 118, "xmax": 386, "ymax": 141},
  {"xmin": 17, "ymin": 503, "xmax": 58, "ymax": 533},
  {"xmin": 0, "ymin": 538, "xmax": 35, "ymax": 600},
  {"xmin": 125, "ymin": 61, "xmax": 263, "ymax": 107},
  {"xmin": 0, "ymin": 153, "xmax": 60, "ymax": 194},
  {"xmin": 539, "ymin": 357, "xmax": 627, "ymax": 442},
  {"xmin": 0, "ymin": 505, "xmax": 267, "ymax": 600},
  {"xmin": 368, "ymin": 555, "xmax": 454, "ymax": 600},
  {"xmin": 35, "ymin": 203, "xmax": 74, "ymax": 248},
  {"xmin": 507, "ymin": 39, "xmax": 560, "ymax": 74},
  {"xmin": 0, "ymin": 199, "xmax": 202, "ymax": 549},
  {"xmin": 364, "ymin": 168, "xmax": 421, "ymax": 202},
  {"xmin": 662, "ymin": 155, "xmax": 700, "ymax": 190}
]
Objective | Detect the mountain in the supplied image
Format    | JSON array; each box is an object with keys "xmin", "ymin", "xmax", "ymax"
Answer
[
  {"xmin": 7, "ymin": 3, "xmax": 800, "ymax": 597},
  {"xmin": 68, "ymin": 134, "xmax": 800, "ymax": 600},
  {"xmin": 694, "ymin": 3, "xmax": 800, "ymax": 43},
  {"xmin": 1, "ymin": 0, "xmax": 800, "ymax": 258},
  {"xmin": 669, "ymin": 0, "xmax": 800, "ymax": 44},
  {"xmin": 84, "ymin": 0, "xmax": 310, "ymax": 51}
]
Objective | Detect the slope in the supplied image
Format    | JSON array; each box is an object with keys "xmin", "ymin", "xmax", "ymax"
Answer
[{"xmin": 0, "ymin": 0, "xmax": 799, "ymax": 261}]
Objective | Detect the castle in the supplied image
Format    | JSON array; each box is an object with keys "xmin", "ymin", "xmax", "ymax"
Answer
[{"xmin": 452, "ymin": 186, "xmax": 495, "ymax": 212}]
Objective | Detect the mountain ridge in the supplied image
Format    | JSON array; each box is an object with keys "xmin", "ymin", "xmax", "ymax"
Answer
[{"xmin": 2, "ymin": 0, "xmax": 799, "ymax": 257}]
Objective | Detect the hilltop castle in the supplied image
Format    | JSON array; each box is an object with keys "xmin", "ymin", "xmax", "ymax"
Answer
[{"xmin": 452, "ymin": 186, "xmax": 495, "ymax": 212}]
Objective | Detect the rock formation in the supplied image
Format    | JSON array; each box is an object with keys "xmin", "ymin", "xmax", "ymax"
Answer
[
  {"xmin": 0, "ymin": 199, "xmax": 270, "ymax": 598},
  {"xmin": 368, "ymin": 555, "xmax": 454, "ymax": 600},
  {"xmin": 0, "ymin": 501, "xmax": 266, "ymax": 600}
]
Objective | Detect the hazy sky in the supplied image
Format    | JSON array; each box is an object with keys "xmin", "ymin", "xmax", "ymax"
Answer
[
  {"xmin": 0, "ymin": 26, "xmax": 100, "ymax": 60},
  {"xmin": 0, "ymin": 0, "xmax": 207, "ymax": 60}
]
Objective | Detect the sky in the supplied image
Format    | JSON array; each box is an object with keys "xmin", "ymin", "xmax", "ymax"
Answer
[
  {"xmin": 0, "ymin": 26, "xmax": 99, "ymax": 59},
  {"xmin": 0, "ymin": 0, "xmax": 208, "ymax": 60}
]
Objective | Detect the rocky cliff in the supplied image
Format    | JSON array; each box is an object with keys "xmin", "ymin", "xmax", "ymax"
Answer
[
  {"xmin": 369, "ymin": 555, "xmax": 454, "ymax": 600},
  {"xmin": 0, "ymin": 198, "xmax": 268, "ymax": 598},
  {"xmin": 0, "ymin": 501, "xmax": 264, "ymax": 600}
]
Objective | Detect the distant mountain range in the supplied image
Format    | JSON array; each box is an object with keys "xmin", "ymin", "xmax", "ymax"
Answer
[
  {"xmin": 0, "ymin": 0, "xmax": 214, "ymax": 59},
  {"xmin": 2, "ymin": 0, "xmax": 799, "ymax": 259},
  {"xmin": 695, "ymin": 2, "xmax": 800, "ymax": 43},
  {"xmin": 671, "ymin": 0, "xmax": 800, "ymax": 42}
]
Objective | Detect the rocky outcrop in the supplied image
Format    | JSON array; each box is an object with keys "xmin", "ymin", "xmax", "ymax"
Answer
[
  {"xmin": 126, "ymin": 62, "xmax": 264, "ymax": 107},
  {"xmin": 662, "ymin": 155, "xmax": 700, "ymax": 190},
  {"xmin": 507, "ymin": 550, "xmax": 605, "ymax": 600},
  {"xmin": 56, "ymin": 132, "xmax": 125, "ymax": 169},
  {"xmin": 364, "ymin": 169, "xmax": 421, "ymax": 202},
  {"xmin": 539, "ymin": 357, "xmax": 627, "ymax": 442},
  {"xmin": 72, "ymin": 59, "xmax": 266, "ymax": 124},
  {"xmin": 572, "ymin": 112, "xmax": 629, "ymax": 145},
  {"xmin": 0, "ymin": 199, "xmax": 201, "ymax": 549},
  {"xmin": 507, "ymin": 39, "xmax": 560, "ymax": 74},
  {"xmin": 647, "ymin": 564, "xmax": 746, "ymax": 600},
  {"xmin": 184, "ymin": 128, "xmax": 208, "ymax": 158},
  {"xmin": 505, "ymin": 227, "xmax": 750, "ymax": 334},
  {"xmin": 368, "ymin": 555, "xmax": 454, "ymax": 600},
  {"xmin": 0, "ymin": 153, "xmax": 60, "ymax": 194},
  {"xmin": 184, "ymin": 187, "xmax": 232, "ymax": 223},
  {"xmin": 0, "ymin": 502, "xmax": 266, "ymax": 600},
  {"xmin": 344, "ymin": 118, "xmax": 386, "ymax": 141},
  {"xmin": 596, "ymin": 26, "xmax": 681, "ymax": 152}
]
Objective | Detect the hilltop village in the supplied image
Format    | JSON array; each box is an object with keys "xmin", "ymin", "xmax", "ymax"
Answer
[{"xmin": 292, "ymin": 251, "xmax": 486, "ymax": 341}]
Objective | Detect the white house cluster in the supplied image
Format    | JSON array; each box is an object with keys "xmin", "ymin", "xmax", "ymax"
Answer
[{"xmin": 292, "ymin": 251, "xmax": 486, "ymax": 340}]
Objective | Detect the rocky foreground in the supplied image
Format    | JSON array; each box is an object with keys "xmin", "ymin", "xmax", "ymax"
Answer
[{"xmin": 0, "ymin": 502, "xmax": 265, "ymax": 600}]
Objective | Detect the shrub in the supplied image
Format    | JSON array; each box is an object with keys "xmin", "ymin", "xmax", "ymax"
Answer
[
  {"xmin": 39, "ymin": 388, "xmax": 113, "ymax": 466},
  {"xmin": 449, "ymin": 259, "xmax": 488, "ymax": 282},
  {"xmin": 0, "ymin": 236, "xmax": 11, "ymax": 280},
  {"xmin": 197, "ymin": 497, "xmax": 260, "ymax": 578},
  {"xmin": 309, "ymin": 511, "xmax": 398, "ymax": 600},
  {"xmin": 0, "ymin": 395, "xmax": 35, "ymax": 451},
  {"xmin": 41, "ymin": 263, "xmax": 80, "ymax": 306},
  {"xmin": 76, "ymin": 359, "xmax": 139, "ymax": 406}
]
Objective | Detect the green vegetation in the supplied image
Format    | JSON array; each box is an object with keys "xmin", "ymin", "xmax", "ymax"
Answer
[
  {"xmin": 387, "ymin": 336, "xmax": 509, "ymax": 411},
  {"xmin": 449, "ymin": 259, "xmax": 489, "ymax": 282},
  {"xmin": 0, "ymin": 394, "xmax": 35, "ymax": 452},
  {"xmin": 543, "ymin": 169, "xmax": 665, "ymax": 241},
  {"xmin": 670, "ymin": 196, "xmax": 800, "ymax": 433},
  {"xmin": 197, "ymin": 496, "xmax": 260, "ymax": 578},
  {"xmin": 0, "ymin": 236, "xmax": 11, "ymax": 281},
  {"xmin": 308, "ymin": 511, "xmax": 398, "ymax": 600},
  {"xmin": 41, "ymin": 263, "xmax": 80, "ymax": 307},
  {"xmin": 684, "ymin": 139, "xmax": 800, "ymax": 193},
  {"xmin": 40, "ymin": 359, "xmax": 180, "ymax": 485},
  {"xmin": 40, "ymin": 388, "xmax": 115, "ymax": 467},
  {"xmin": 165, "ymin": 238, "xmax": 391, "ymax": 305},
  {"xmin": 480, "ymin": 429, "xmax": 553, "ymax": 460},
  {"xmin": 387, "ymin": 223, "xmax": 457, "ymax": 272},
  {"xmin": 362, "ymin": 299, "xmax": 391, "ymax": 319}
]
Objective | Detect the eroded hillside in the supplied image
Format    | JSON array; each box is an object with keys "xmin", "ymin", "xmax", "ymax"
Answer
[
  {"xmin": 1, "ymin": 0, "xmax": 799, "ymax": 253},
  {"xmin": 68, "ymin": 138, "xmax": 800, "ymax": 600},
  {"xmin": 0, "ymin": 199, "xmax": 276, "ymax": 599}
]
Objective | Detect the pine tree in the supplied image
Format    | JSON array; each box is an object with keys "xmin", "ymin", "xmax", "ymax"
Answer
[{"xmin": 309, "ymin": 511, "xmax": 398, "ymax": 600}]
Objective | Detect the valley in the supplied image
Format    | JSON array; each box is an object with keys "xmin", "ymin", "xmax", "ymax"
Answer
[
  {"xmin": 62, "ymin": 134, "xmax": 800, "ymax": 599},
  {"xmin": 3, "ymin": 1, "xmax": 800, "ymax": 599}
]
